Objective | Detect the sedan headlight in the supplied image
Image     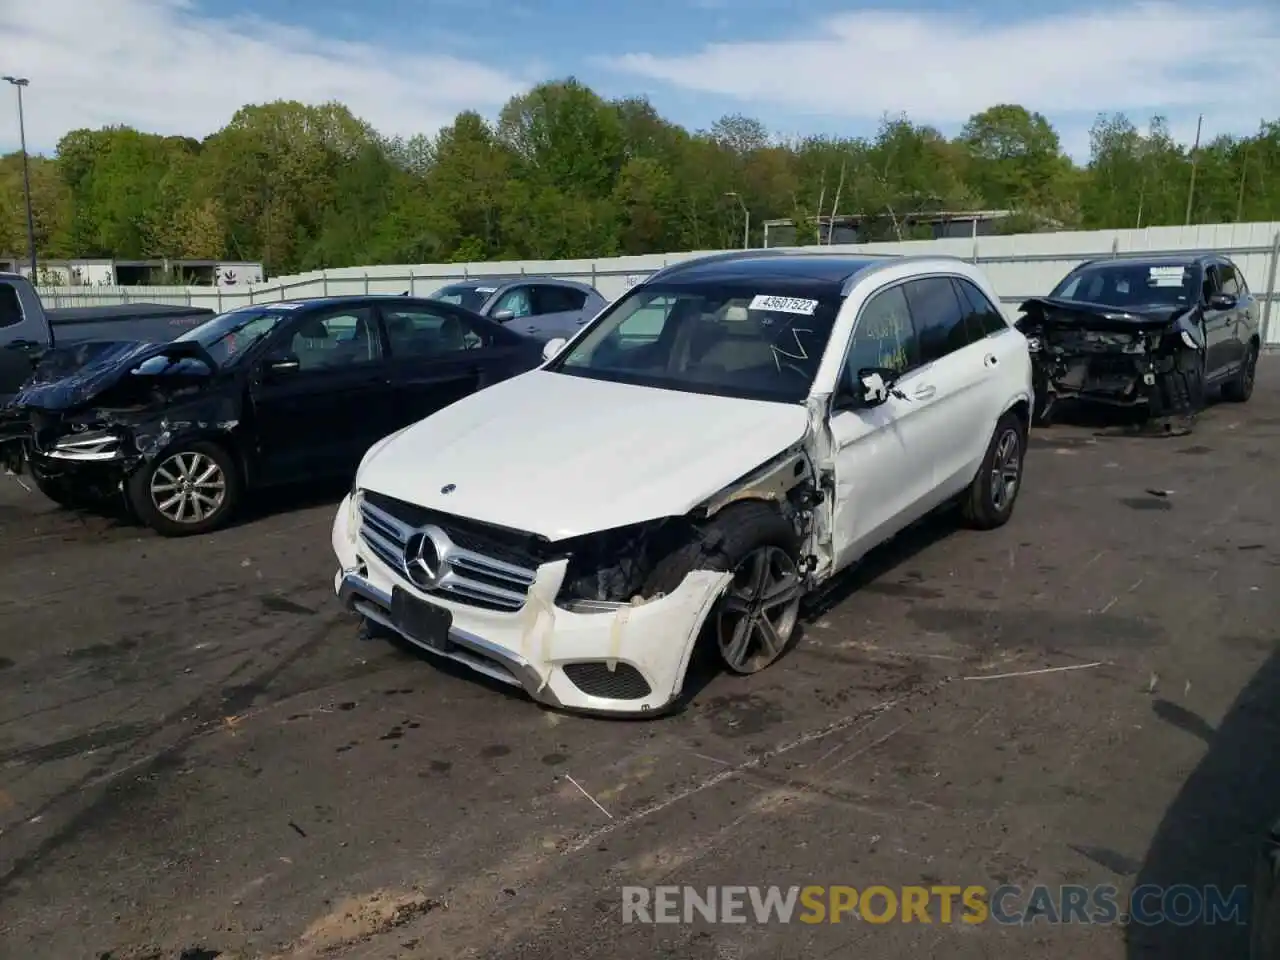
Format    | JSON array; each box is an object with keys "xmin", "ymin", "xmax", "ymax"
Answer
[{"xmin": 49, "ymin": 431, "xmax": 122, "ymax": 461}]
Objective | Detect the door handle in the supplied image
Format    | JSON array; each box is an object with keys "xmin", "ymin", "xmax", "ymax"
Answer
[
  {"xmin": 983, "ymin": 353, "xmax": 999, "ymax": 367},
  {"xmin": 913, "ymin": 384, "xmax": 936, "ymax": 400},
  {"xmin": 4, "ymin": 339, "xmax": 38, "ymax": 351}
]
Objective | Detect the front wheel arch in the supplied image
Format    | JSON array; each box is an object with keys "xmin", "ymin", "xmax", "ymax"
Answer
[{"xmin": 125, "ymin": 435, "xmax": 244, "ymax": 536}]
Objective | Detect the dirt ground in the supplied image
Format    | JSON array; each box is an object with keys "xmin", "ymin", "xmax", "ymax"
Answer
[{"xmin": 1, "ymin": 364, "xmax": 1278, "ymax": 960}]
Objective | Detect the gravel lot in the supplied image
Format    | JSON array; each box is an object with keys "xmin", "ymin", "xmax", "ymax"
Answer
[{"xmin": 1, "ymin": 364, "xmax": 1278, "ymax": 960}]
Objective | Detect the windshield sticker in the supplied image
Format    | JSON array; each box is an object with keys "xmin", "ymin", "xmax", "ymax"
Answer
[
  {"xmin": 750, "ymin": 294, "xmax": 818, "ymax": 316},
  {"xmin": 1148, "ymin": 266, "xmax": 1187, "ymax": 287},
  {"xmin": 264, "ymin": 301, "xmax": 306, "ymax": 310},
  {"xmin": 474, "ymin": 286, "xmax": 496, "ymax": 294}
]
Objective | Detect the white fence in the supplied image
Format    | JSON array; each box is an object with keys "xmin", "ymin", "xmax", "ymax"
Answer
[{"xmin": 36, "ymin": 221, "xmax": 1280, "ymax": 345}]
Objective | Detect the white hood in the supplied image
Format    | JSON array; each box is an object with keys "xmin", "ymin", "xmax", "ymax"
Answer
[{"xmin": 357, "ymin": 370, "xmax": 809, "ymax": 541}]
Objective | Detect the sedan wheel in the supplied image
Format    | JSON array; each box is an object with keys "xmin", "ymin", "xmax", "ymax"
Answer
[
  {"xmin": 125, "ymin": 439, "xmax": 242, "ymax": 537},
  {"xmin": 716, "ymin": 545, "xmax": 803, "ymax": 674},
  {"xmin": 149, "ymin": 450, "xmax": 228, "ymax": 524}
]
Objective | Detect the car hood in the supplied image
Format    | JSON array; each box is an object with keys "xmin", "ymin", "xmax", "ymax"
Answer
[
  {"xmin": 8, "ymin": 339, "xmax": 216, "ymax": 412},
  {"xmin": 1019, "ymin": 297, "xmax": 1191, "ymax": 332},
  {"xmin": 357, "ymin": 370, "xmax": 811, "ymax": 541}
]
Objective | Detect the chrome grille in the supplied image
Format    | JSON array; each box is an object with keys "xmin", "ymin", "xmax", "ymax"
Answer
[{"xmin": 357, "ymin": 496, "xmax": 538, "ymax": 612}]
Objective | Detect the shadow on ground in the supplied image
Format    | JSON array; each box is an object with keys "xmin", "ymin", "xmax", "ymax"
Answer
[{"xmin": 1127, "ymin": 647, "xmax": 1280, "ymax": 958}]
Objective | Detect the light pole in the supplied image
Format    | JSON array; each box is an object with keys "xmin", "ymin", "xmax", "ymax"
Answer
[
  {"xmin": 2, "ymin": 76, "xmax": 36, "ymax": 279},
  {"xmin": 724, "ymin": 191, "xmax": 749, "ymax": 249}
]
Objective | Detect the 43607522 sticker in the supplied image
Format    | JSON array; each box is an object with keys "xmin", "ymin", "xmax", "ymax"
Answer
[{"xmin": 749, "ymin": 294, "xmax": 819, "ymax": 316}]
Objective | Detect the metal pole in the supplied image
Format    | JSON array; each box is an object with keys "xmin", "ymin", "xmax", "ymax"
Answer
[
  {"xmin": 1261, "ymin": 230, "xmax": 1279, "ymax": 348},
  {"xmin": 3, "ymin": 77, "xmax": 36, "ymax": 279}
]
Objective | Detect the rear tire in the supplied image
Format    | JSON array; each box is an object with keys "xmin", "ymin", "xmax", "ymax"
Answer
[
  {"xmin": 960, "ymin": 411, "xmax": 1026, "ymax": 530},
  {"xmin": 125, "ymin": 440, "xmax": 242, "ymax": 537},
  {"xmin": 643, "ymin": 501, "xmax": 803, "ymax": 676},
  {"xmin": 1222, "ymin": 341, "xmax": 1258, "ymax": 403}
]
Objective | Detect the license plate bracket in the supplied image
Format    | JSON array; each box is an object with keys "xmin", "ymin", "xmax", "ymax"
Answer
[{"xmin": 390, "ymin": 587, "xmax": 454, "ymax": 654}]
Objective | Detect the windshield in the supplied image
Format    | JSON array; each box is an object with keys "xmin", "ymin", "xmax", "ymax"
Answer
[
  {"xmin": 545, "ymin": 282, "xmax": 843, "ymax": 403},
  {"xmin": 429, "ymin": 284, "xmax": 495, "ymax": 313},
  {"xmin": 1050, "ymin": 263, "xmax": 1197, "ymax": 309},
  {"xmin": 174, "ymin": 308, "xmax": 289, "ymax": 366}
]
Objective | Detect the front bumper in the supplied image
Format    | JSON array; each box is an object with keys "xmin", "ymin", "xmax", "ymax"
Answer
[{"xmin": 331, "ymin": 493, "xmax": 731, "ymax": 715}]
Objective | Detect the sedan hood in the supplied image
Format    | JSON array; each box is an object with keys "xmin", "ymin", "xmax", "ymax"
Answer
[
  {"xmin": 9, "ymin": 339, "xmax": 216, "ymax": 412},
  {"xmin": 1019, "ymin": 297, "xmax": 1190, "ymax": 332},
  {"xmin": 358, "ymin": 370, "xmax": 810, "ymax": 541}
]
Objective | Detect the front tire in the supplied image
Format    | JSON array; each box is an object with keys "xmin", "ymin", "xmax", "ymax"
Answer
[
  {"xmin": 643, "ymin": 501, "xmax": 804, "ymax": 676},
  {"xmin": 125, "ymin": 440, "xmax": 241, "ymax": 537},
  {"xmin": 1153, "ymin": 349, "xmax": 1205, "ymax": 416},
  {"xmin": 960, "ymin": 411, "xmax": 1026, "ymax": 530}
]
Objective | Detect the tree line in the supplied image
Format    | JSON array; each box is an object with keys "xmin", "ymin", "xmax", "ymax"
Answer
[{"xmin": 2, "ymin": 79, "xmax": 1278, "ymax": 279}]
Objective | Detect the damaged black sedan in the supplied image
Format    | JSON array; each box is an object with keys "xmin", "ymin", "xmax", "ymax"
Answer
[
  {"xmin": 0, "ymin": 295, "xmax": 543, "ymax": 536},
  {"xmin": 1016, "ymin": 255, "xmax": 1261, "ymax": 430}
]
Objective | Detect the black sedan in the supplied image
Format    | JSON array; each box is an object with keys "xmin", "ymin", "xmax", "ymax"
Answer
[{"xmin": 1, "ymin": 295, "xmax": 544, "ymax": 536}]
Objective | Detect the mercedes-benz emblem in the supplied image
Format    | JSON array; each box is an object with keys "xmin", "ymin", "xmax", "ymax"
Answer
[
  {"xmin": 403, "ymin": 529, "xmax": 443, "ymax": 589},
  {"xmin": 440, "ymin": 483, "xmax": 456, "ymax": 495}
]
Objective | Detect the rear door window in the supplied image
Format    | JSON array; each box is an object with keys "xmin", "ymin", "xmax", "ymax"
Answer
[
  {"xmin": 952, "ymin": 278, "xmax": 1008, "ymax": 338},
  {"xmin": 903, "ymin": 277, "xmax": 976, "ymax": 364},
  {"xmin": 532, "ymin": 285, "xmax": 587, "ymax": 314}
]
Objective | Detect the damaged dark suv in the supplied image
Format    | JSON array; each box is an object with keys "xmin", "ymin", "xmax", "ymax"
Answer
[
  {"xmin": 1, "ymin": 295, "xmax": 543, "ymax": 536},
  {"xmin": 1016, "ymin": 255, "xmax": 1261, "ymax": 429}
]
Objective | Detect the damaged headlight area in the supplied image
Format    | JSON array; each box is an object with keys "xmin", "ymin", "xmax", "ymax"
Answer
[
  {"xmin": 45, "ymin": 429, "xmax": 124, "ymax": 462},
  {"xmin": 553, "ymin": 517, "xmax": 706, "ymax": 613}
]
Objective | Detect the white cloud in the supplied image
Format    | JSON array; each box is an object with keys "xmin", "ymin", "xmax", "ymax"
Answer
[
  {"xmin": 0, "ymin": 0, "xmax": 537, "ymax": 153},
  {"xmin": 607, "ymin": 1, "xmax": 1280, "ymax": 159}
]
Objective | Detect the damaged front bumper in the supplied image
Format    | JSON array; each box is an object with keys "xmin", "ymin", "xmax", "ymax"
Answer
[
  {"xmin": 331, "ymin": 493, "xmax": 732, "ymax": 715},
  {"xmin": 1029, "ymin": 330, "xmax": 1167, "ymax": 408}
]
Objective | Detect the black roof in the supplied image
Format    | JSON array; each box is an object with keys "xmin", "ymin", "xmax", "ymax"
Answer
[
  {"xmin": 1072, "ymin": 253, "xmax": 1224, "ymax": 272},
  {"xmin": 659, "ymin": 252, "xmax": 887, "ymax": 285}
]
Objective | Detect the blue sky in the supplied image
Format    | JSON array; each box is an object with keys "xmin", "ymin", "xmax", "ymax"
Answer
[{"xmin": 4, "ymin": 0, "xmax": 1278, "ymax": 162}]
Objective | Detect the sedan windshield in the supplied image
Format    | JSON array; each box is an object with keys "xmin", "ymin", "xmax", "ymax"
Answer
[
  {"xmin": 545, "ymin": 282, "xmax": 843, "ymax": 403},
  {"xmin": 1050, "ymin": 263, "xmax": 1197, "ymax": 309},
  {"xmin": 175, "ymin": 308, "xmax": 289, "ymax": 367},
  {"xmin": 429, "ymin": 284, "xmax": 495, "ymax": 313}
]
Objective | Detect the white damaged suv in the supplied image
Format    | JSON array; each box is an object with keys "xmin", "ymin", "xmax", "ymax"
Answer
[{"xmin": 331, "ymin": 252, "xmax": 1034, "ymax": 715}]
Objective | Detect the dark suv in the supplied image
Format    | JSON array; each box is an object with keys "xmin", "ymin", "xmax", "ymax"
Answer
[{"xmin": 1016, "ymin": 254, "xmax": 1261, "ymax": 428}]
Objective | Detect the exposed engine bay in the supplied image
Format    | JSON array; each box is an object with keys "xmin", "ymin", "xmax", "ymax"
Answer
[{"xmin": 0, "ymin": 339, "xmax": 228, "ymax": 484}]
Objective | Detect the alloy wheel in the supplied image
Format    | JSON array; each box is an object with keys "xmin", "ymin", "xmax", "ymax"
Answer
[
  {"xmin": 716, "ymin": 545, "xmax": 803, "ymax": 674},
  {"xmin": 989, "ymin": 428, "xmax": 1022, "ymax": 512},
  {"xmin": 149, "ymin": 451, "xmax": 228, "ymax": 524}
]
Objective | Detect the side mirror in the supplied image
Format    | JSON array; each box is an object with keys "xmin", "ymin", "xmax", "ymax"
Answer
[
  {"xmin": 1207, "ymin": 292, "xmax": 1237, "ymax": 310},
  {"xmin": 542, "ymin": 337, "xmax": 567, "ymax": 362},
  {"xmin": 263, "ymin": 352, "xmax": 301, "ymax": 376},
  {"xmin": 835, "ymin": 367, "xmax": 898, "ymax": 410},
  {"xmin": 491, "ymin": 309, "xmax": 515, "ymax": 323}
]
